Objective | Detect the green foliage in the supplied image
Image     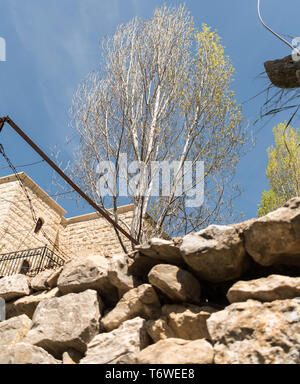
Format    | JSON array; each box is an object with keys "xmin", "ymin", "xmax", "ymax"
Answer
[{"xmin": 258, "ymin": 123, "xmax": 300, "ymax": 217}]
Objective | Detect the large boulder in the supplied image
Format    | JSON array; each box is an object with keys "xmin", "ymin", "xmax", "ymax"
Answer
[
  {"xmin": 136, "ymin": 238, "xmax": 184, "ymax": 265},
  {"xmin": 207, "ymin": 298, "xmax": 300, "ymax": 364},
  {"xmin": 30, "ymin": 270, "xmax": 55, "ymax": 291},
  {"xmin": 57, "ymin": 255, "xmax": 118, "ymax": 305},
  {"xmin": 30, "ymin": 268, "xmax": 62, "ymax": 291},
  {"xmin": 227, "ymin": 274, "xmax": 300, "ymax": 303},
  {"xmin": 0, "ymin": 343, "xmax": 60, "ymax": 364},
  {"xmin": 129, "ymin": 238, "xmax": 184, "ymax": 278},
  {"xmin": 0, "ymin": 275, "xmax": 30, "ymax": 301},
  {"xmin": 180, "ymin": 225, "xmax": 249, "ymax": 283},
  {"xmin": 101, "ymin": 284, "xmax": 161, "ymax": 332},
  {"xmin": 107, "ymin": 254, "xmax": 135, "ymax": 298},
  {"xmin": 243, "ymin": 198, "xmax": 300, "ymax": 266},
  {"xmin": 146, "ymin": 304, "xmax": 217, "ymax": 342},
  {"xmin": 81, "ymin": 317, "xmax": 150, "ymax": 364},
  {"xmin": 0, "ymin": 314, "xmax": 32, "ymax": 346},
  {"xmin": 148, "ymin": 264, "xmax": 201, "ymax": 304},
  {"xmin": 135, "ymin": 338, "xmax": 214, "ymax": 364},
  {"xmin": 9, "ymin": 288, "xmax": 61, "ymax": 319},
  {"xmin": 24, "ymin": 289, "xmax": 102, "ymax": 358},
  {"xmin": 46, "ymin": 267, "xmax": 63, "ymax": 289}
]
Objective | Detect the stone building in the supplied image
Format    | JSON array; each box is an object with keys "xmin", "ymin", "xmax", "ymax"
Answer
[{"xmin": 0, "ymin": 172, "xmax": 134, "ymax": 276}]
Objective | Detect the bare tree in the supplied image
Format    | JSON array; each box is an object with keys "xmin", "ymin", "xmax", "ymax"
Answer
[{"xmin": 70, "ymin": 5, "xmax": 249, "ymax": 250}]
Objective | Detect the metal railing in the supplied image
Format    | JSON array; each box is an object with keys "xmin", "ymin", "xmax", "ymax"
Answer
[{"xmin": 0, "ymin": 246, "xmax": 65, "ymax": 277}]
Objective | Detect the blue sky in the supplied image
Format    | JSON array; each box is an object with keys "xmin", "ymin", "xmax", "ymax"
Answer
[{"xmin": 0, "ymin": 0, "xmax": 299, "ymax": 220}]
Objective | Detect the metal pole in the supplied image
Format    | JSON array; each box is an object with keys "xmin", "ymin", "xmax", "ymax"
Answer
[{"xmin": 0, "ymin": 116, "xmax": 139, "ymax": 245}]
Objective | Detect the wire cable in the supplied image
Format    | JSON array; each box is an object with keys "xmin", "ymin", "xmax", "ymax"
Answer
[
  {"xmin": 258, "ymin": 0, "xmax": 300, "ymax": 55},
  {"xmin": 0, "ymin": 159, "xmax": 45, "ymax": 170},
  {"xmin": 0, "ymin": 144, "xmax": 71, "ymax": 259}
]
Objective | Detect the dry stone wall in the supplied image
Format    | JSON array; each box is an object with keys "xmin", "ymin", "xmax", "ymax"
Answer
[{"xmin": 0, "ymin": 197, "xmax": 299, "ymax": 364}]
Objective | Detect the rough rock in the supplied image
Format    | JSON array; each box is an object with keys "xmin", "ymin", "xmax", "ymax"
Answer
[
  {"xmin": 129, "ymin": 239, "xmax": 184, "ymax": 279},
  {"xmin": 57, "ymin": 254, "xmax": 118, "ymax": 305},
  {"xmin": 243, "ymin": 198, "xmax": 300, "ymax": 266},
  {"xmin": 227, "ymin": 274, "xmax": 300, "ymax": 303},
  {"xmin": 0, "ymin": 343, "xmax": 60, "ymax": 364},
  {"xmin": 101, "ymin": 284, "xmax": 161, "ymax": 332},
  {"xmin": 0, "ymin": 314, "xmax": 32, "ymax": 346},
  {"xmin": 136, "ymin": 238, "xmax": 184, "ymax": 265},
  {"xmin": 180, "ymin": 225, "xmax": 249, "ymax": 283},
  {"xmin": 146, "ymin": 304, "xmax": 217, "ymax": 342},
  {"xmin": 10, "ymin": 288, "xmax": 61, "ymax": 319},
  {"xmin": 30, "ymin": 270, "xmax": 54, "ymax": 291},
  {"xmin": 24, "ymin": 289, "xmax": 102, "ymax": 358},
  {"xmin": 0, "ymin": 274, "xmax": 30, "ymax": 301},
  {"xmin": 148, "ymin": 264, "xmax": 201, "ymax": 304},
  {"xmin": 81, "ymin": 317, "xmax": 150, "ymax": 364},
  {"xmin": 62, "ymin": 349, "xmax": 82, "ymax": 364},
  {"xmin": 46, "ymin": 267, "xmax": 63, "ymax": 289},
  {"xmin": 107, "ymin": 254, "xmax": 135, "ymax": 298},
  {"xmin": 207, "ymin": 298, "xmax": 300, "ymax": 364},
  {"xmin": 135, "ymin": 338, "xmax": 214, "ymax": 364},
  {"xmin": 127, "ymin": 253, "xmax": 162, "ymax": 278},
  {"xmin": 30, "ymin": 268, "xmax": 62, "ymax": 291}
]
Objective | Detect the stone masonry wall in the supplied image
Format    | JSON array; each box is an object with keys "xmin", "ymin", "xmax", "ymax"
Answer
[
  {"xmin": 0, "ymin": 177, "xmax": 64, "ymax": 255},
  {"xmin": 0, "ymin": 178, "xmax": 19, "ymax": 254},
  {"xmin": 0, "ymin": 174, "xmax": 135, "ymax": 274},
  {"xmin": 61, "ymin": 209, "xmax": 134, "ymax": 258}
]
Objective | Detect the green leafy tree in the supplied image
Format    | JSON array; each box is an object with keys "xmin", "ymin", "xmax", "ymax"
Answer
[{"xmin": 258, "ymin": 122, "xmax": 300, "ymax": 217}]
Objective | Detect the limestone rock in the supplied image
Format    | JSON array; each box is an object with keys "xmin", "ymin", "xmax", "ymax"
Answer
[
  {"xmin": 30, "ymin": 268, "xmax": 62, "ymax": 291},
  {"xmin": 244, "ymin": 198, "xmax": 300, "ymax": 266},
  {"xmin": 148, "ymin": 264, "xmax": 201, "ymax": 304},
  {"xmin": 0, "ymin": 314, "xmax": 32, "ymax": 346},
  {"xmin": 0, "ymin": 275, "xmax": 30, "ymax": 301},
  {"xmin": 127, "ymin": 253, "xmax": 162, "ymax": 278},
  {"xmin": 136, "ymin": 238, "xmax": 184, "ymax": 265},
  {"xmin": 62, "ymin": 349, "xmax": 82, "ymax": 364},
  {"xmin": 46, "ymin": 267, "xmax": 63, "ymax": 289},
  {"xmin": 31, "ymin": 270, "xmax": 54, "ymax": 291},
  {"xmin": 57, "ymin": 255, "xmax": 118, "ymax": 305},
  {"xmin": 0, "ymin": 343, "xmax": 60, "ymax": 364},
  {"xmin": 146, "ymin": 304, "xmax": 217, "ymax": 342},
  {"xmin": 135, "ymin": 338, "xmax": 214, "ymax": 364},
  {"xmin": 180, "ymin": 225, "xmax": 249, "ymax": 283},
  {"xmin": 207, "ymin": 298, "xmax": 300, "ymax": 364},
  {"xmin": 11, "ymin": 288, "xmax": 61, "ymax": 319},
  {"xmin": 24, "ymin": 289, "xmax": 102, "ymax": 358},
  {"xmin": 81, "ymin": 317, "xmax": 150, "ymax": 364},
  {"xmin": 107, "ymin": 254, "xmax": 135, "ymax": 298},
  {"xmin": 227, "ymin": 274, "xmax": 300, "ymax": 303},
  {"xmin": 101, "ymin": 284, "xmax": 161, "ymax": 332}
]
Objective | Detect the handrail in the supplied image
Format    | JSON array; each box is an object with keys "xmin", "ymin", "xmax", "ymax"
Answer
[{"xmin": 0, "ymin": 246, "xmax": 65, "ymax": 277}]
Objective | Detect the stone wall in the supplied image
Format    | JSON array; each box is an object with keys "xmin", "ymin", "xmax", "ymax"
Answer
[
  {"xmin": 0, "ymin": 173, "xmax": 135, "ymax": 273},
  {"xmin": 0, "ymin": 175, "xmax": 65, "ymax": 256},
  {"xmin": 61, "ymin": 208, "xmax": 134, "ymax": 258},
  {"xmin": 0, "ymin": 197, "xmax": 299, "ymax": 364}
]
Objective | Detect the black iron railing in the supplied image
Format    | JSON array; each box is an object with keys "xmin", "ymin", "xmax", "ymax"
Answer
[{"xmin": 0, "ymin": 246, "xmax": 65, "ymax": 277}]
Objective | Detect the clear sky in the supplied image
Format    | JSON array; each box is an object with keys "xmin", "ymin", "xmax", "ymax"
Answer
[{"xmin": 0, "ymin": 0, "xmax": 299, "ymax": 220}]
